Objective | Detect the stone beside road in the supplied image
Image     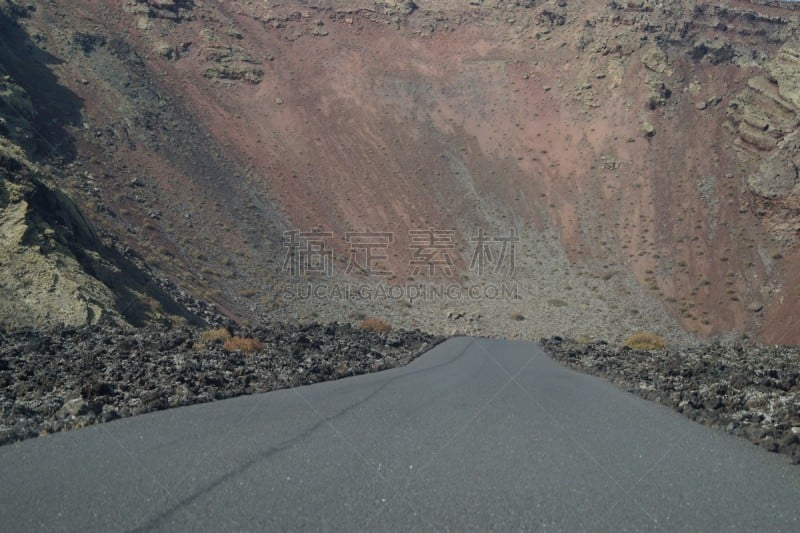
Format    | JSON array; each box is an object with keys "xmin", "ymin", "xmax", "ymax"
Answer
[
  {"xmin": 541, "ymin": 337, "xmax": 800, "ymax": 464},
  {"xmin": 0, "ymin": 322, "xmax": 443, "ymax": 446}
]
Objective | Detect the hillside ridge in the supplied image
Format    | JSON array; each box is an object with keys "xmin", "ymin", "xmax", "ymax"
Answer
[{"xmin": 0, "ymin": 0, "xmax": 798, "ymax": 342}]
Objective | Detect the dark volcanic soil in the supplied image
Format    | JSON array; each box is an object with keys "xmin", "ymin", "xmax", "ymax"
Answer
[
  {"xmin": 541, "ymin": 337, "xmax": 800, "ymax": 464},
  {"xmin": 0, "ymin": 322, "xmax": 442, "ymax": 446}
]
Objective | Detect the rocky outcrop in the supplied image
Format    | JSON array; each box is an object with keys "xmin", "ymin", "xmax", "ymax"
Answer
[
  {"xmin": 0, "ymin": 174, "xmax": 116, "ymax": 329},
  {"xmin": 0, "ymin": 140, "xmax": 201, "ymax": 330},
  {"xmin": 693, "ymin": 3, "xmax": 795, "ymax": 42},
  {"xmin": 0, "ymin": 40, "xmax": 200, "ymax": 331},
  {"xmin": 729, "ymin": 41, "xmax": 800, "ymax": 243},
  {"xmin": 729, "ymin": 43, "xmax": 800, "ymax": 153},
  {"xmin": 381, "ymin": 1, "xmax": 418, "ymax": 16},
  {"xmin": 0, "ymin": 73, "xmax": 34, "ymax": 148},
  {"xmin": 730, "ymin": 74, "xmax": 795, "ymax": 151},
  {"xmin": 201, "ymin": 46, "xmax": 264, "ymax": 84},
  {"xmin": 124, "ymin": 0, "xmax": 194, "ymax": 22},
  {"xmin": 690, "ymin": 38, "xmax": 737, "ymax": 65},
  {"xmin": 0, "ymin": 63, "xmax": 120, "ymax": 329},
  {"xmin": 750, "ymin": 135, "xmax": 800, "ymax": 199}
]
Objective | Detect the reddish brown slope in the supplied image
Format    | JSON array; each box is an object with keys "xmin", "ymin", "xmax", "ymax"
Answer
[{"xmin": 13, "ymin": 0, "xmax": 800, "ymax": 342}]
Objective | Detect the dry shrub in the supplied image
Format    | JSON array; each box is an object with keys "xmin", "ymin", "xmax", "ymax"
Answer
[
  {"xmin": 358, "ymin": 318, "xmax": 392, "ymax": 333},
  {"xmin": 222, "ymin": 336, "xmax": 264, "ymax": 353},
  {"xmin": 624, "ymin": 332, "xmax": 667, "ymax": 350},
  {"xmin": 200, "ymin": 327, "xmax": 231, "ymax": 344}
]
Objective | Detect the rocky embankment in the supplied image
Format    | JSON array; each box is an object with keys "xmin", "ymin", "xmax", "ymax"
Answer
[
  {"xmin": 0, "ymin": 322, "xmax": 442, "ymax": 446},
  {"xmin": 541, "ymin": 337, "xmax": 800, "ymax": 464}
]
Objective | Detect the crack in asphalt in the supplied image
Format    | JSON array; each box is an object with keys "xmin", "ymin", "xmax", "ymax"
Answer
[{"xmin": 129, "ymin": 337, "xmax": 474, "ymax": 531}]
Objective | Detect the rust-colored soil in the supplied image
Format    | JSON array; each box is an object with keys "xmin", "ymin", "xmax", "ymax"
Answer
[{"xmin": 8, "ymin": 0, "xmax": 799, "ymax": 342}]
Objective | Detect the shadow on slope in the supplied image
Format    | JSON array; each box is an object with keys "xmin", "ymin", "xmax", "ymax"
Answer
[{"xmin": 0, "ymin": 2, "xmax": 203, "ymax": 330}]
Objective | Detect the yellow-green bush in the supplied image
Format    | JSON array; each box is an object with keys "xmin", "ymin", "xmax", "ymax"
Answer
[
  {"xmin": 623, "ymin": 332, "xmax": 667, "ymax": 350},
  {"xmin": 222, "ymin": 336, "xmax": 264, "ymax": 353}
]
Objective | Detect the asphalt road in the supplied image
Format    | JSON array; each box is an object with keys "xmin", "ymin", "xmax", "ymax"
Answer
[{"xmin": 1, "ymin": 337, "xmax": 799, "ymax": 532}]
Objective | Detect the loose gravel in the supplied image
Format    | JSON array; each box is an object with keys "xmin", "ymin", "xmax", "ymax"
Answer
[
  {"xmin": 541, "ymin": 337, "xmax": 800, "ymax": 463},
  {"xmin": 0, "ymin": 322, "xmax": 443, "ymax": 446}
]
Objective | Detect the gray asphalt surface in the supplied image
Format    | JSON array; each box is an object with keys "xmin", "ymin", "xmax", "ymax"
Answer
[{"xmin": 1, "ymin": 337, "xmax": 798, "ymax": 532}]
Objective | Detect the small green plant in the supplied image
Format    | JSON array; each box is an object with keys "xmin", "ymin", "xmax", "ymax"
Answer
[{"xmin": 602, "ymin": 270, "xmax": 617, "ymax": 281}]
